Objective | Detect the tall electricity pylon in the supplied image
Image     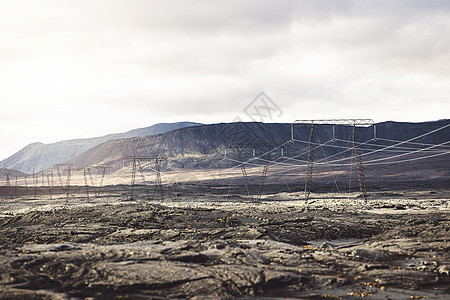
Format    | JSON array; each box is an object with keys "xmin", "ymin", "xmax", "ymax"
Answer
[
  {"xmin": 55, "ymin": 164, "xmax": 75, "ymax": 202},
  {"xmin": 80, "ymin": 165, "xmax": 111, "ymax": 200},
  {"xmin": 226, "ymin": 143, "xmax": 276, "ymax": 197},
  {"xmin": 47, "ymin": 172, "xmax": 53, "ymax": 200},
  {"xmin": 82, "ymin": 167, "xmax": 92, "ymax": 201},
  {"xmin": 154, "ymin": 156, "xmax": 166, "ymax": 200},
  {"xmin": 124, "ymin": 156, "xmax": 167, "ymax": 201},
  {"xmin": 92, "ymin": 165, "xmax": 111, "ymax": 197},
  {"xmin": 291, "ymin": 119, "xmax": 375, "ymax": 200},
  {"xmin": 4, "ymin": 171, "xmax": 11, "ymax": 187}
]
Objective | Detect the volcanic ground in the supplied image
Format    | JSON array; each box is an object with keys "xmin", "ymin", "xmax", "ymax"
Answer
[{"xmin": 0, "ymin": 184, "xmax": 449, "ymax": 299}]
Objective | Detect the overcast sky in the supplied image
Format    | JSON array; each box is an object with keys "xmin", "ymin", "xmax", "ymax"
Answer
[{"xmin": 1, "ymin": 0, "xmax": 449, "ymax": 160}]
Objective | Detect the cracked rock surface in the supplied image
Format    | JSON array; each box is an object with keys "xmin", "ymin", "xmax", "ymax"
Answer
[{"xmin": 0, "ymin": 187, "xmax": 449, "ymax": 299}]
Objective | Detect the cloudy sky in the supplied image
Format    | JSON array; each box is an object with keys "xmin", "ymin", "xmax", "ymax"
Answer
[{"xmin": 1, "ymin": 0, "xmax": 449, "ymax": 160}]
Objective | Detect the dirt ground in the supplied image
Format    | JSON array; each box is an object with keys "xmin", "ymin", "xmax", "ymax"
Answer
[{"xmin": 0, "ymin": 185, "xmax": 449, "ymax": 299}]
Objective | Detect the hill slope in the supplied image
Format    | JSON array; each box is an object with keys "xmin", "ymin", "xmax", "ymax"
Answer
[
  {"xmin": 67, "ymin": 120, "xmax": 450, "ymax": 173},
  {"xmin": 0, "ymin": 122, "xmax": 201, "ymax": 173},
  {"xmin": 0, "ymin": 168, "xmax": 27, "ymax": 180}
]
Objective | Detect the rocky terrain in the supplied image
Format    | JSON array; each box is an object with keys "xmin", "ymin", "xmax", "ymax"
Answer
[{"xmin": 0, "ymin": 185, "xmax": 448, "ymax": 299}]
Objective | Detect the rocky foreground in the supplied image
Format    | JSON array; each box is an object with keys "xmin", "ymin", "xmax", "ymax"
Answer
[{"xmin": 0, "ymin": 187, "xmax": 449, "ymax": 299}]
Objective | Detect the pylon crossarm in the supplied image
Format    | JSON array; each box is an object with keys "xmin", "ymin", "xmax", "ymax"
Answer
[
  {"xmin": 123, "ymin": 156, "xmax": 167, "ymax": 160},
  {"xmin": 293, "ymin": 119, "xmax": 375, "ymax": 126},
  {"xmin": 225, "ymin": 143, "xmax": 278, "ymax": 149}
]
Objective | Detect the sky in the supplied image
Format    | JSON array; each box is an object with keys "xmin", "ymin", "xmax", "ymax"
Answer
[{"xmin": 1, "ymin": 0, "xmax": 449, "ymax": 160}]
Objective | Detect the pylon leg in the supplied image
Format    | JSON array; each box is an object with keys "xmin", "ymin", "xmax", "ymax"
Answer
[
  {"xmin": 47, "ymin": 174, "xmax": 52, "ymax": 200},
  {"xmin": 5, "ymin": 171, "xmax": 10, "ymax": 187},
  {"xmin": 83, "ymin": 169, "xmax": 89, "ymax": 201},
  {"xmin": 155, "ymin": 158, "xmax": 164, "ymax": 201},
  {"xmin": 236, "ymin": 146, "xmax": 250, "ymax": 196},
  {"xmin": 352, "ymin": 125, "xmax": 368, "ymax": 200},
  {"xmin": 305, "ymin": 125, "xmax": 316, "ymax": 200},
  {"xmin": 257, "ymin": 146, "xmax": 271, "ymax": 199},
  {"xmin": 130, "ymin": 158, "xmax": 137, "ymax": 200},
  {"xmin": 98, "ymin": 167, "xmax": 106, "ymax": 197},
  {"xmin": 66, "ymin": 166, "xmax": 72, "ymax": 202}
]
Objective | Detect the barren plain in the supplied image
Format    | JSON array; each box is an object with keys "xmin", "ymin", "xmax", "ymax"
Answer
[{"xmin": 0, "ymin": 183, "xmax": 449, "ymax": 299}]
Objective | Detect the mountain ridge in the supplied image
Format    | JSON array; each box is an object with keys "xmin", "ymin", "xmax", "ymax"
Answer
[
  {"xmin": 0, "ymin": 122, "xmax": 202, "ymax": 173},
  {"xmin": 67, "ymin": 120, "xmax": 450, "ymax": 172}
]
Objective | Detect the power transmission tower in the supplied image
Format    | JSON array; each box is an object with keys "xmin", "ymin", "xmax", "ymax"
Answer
[
  {"xmin": 24, "ymin": 175, "xmax": 29, "ymax": 198},
  {"xmin": 83, "ymin": 167, "xmax": 90, "ymax": 201},
  {"xmin": 32, "ymin": 170, "xmax": 37, "ymax": 199},
  {"xmin": 226, "ymin": 143, "xmax": 276, "ymax": 197},
  {"xmin": 14, "ymin": 176, "xmax": 18, "ymax": 197},
  {"xmin": 56, "ymin": 165, "xmax": 64, "ymax": 186},
  {"xmin": 93, "ymin": 165, "xmax": 111, "ymax": 197},
  {"xmin": 123, "ymin": 156, "xmax": 167, "ymax": 201},
  {"xmin": 47, "ymin": 173, "xmax": 53, "ymax": 200},
  {"xmin": 292, "ymin": 119, "xmax": 375, "ymax": 200},
  {"xmin": 127, "ymin": 157, "xmax": 138, "ymax": 199},
  {"xmin": 154, "ymin": 156, "xmax": 166, "ymax": 200},
  {"xmin": 2, "ymin": 171, "xmax": 11, "ymax": 199},
  {"xmin": 4, "ymin": 171, "xmax": 11, "ymax": 187},
  {"xmin": 79, "ymin": 165, "xmax": 112, "ymax": 200},
  {"xmin": 55, "ymin": 164, "xmax": 75, "ymax": 202},
  {"xmin": 66, "ymin": 165, "xmax": 72, "ymax": 201},
  {"xmin": 41, "ymin": 170, "xmax": 45, "ymax": 187}
]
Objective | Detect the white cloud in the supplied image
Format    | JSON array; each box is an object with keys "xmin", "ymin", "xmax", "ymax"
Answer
[{"xmin": 0, "ymin": 0, "xmax": 449, "ymax": 160}]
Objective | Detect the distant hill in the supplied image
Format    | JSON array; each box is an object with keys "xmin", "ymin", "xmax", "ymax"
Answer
[
  {"xmin": 67, "ymin": 122, "xmax": 292, "ymax": 169},
  {"xmin": 67, "ymin": 120, "xmax": 450, "ymax": 174},
  {"xmin": 0, "ymin": 168, "xmax": 27, "ymax": 179},
  {"xmin": 0, "ymin": 122, "xmax": 201, "ymax": 173}
]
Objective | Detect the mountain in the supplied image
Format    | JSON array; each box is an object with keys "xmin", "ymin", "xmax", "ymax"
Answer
[
  {"xmin": 0, "ymin": 122, "xmax": 201, "ymax": 173},
  {"xmin": 67, "ymin": 122, "xmax": 292, "ymax": 169},
  {"xmin": 0, "ymin": 168, "xmax": 27, "ymax": 180},
  {"xmin": 67, "ymin": 120, "xmax": 450, "ymax": 177}
]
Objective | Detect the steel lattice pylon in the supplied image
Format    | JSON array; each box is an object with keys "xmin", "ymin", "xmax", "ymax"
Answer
[
  {"xmin": 154, "ymin": 156, "xmax": 165, "ymax": 200},
  {"xmin": 124, "ymin": 156, "xmax": 167, "ymax": 201},
  {"xmin": 235, "ymin": 145, "xmax": 250, "ymax": 196},
  {"xmin": 54, "ymin": 163, "xmax": 75, "ymax": 202},
  {"xmin": 226, "ymin": 143, "xmax": 276, "ymax": 197},
  {"xmin": 292, "ymin": 119, "xmax": 375, "ymax": 200},
  {"xmin": 4, "ymin": 171, "xmax": 11, "ymax": 187}
]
